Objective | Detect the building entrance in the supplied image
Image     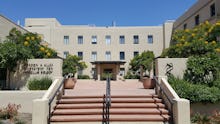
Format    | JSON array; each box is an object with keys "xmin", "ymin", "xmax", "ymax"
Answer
[{"xmin": 91, "ymin": 61, "xmax": 126, "ymax": 81}]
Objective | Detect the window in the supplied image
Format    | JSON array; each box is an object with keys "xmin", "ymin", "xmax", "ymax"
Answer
[
  {"xmin": 78, "ymin": 36, "xmax": 83, "ymax": 44},
  {"xmin": 119, "ymin": 68, "xmax": 125, "ymax": 76},
  {"xmin": 148, "ymin": 35, "xmax": 153, "ymax": 44},
  {"xmin": 63, "ymin": 51, "xmax": 69, "ymax": 58},
  {"xmin": 106, "ymin": 35, "xmax": 111, "ymax": 45},
  {"xmin": 134, "ymin": 51, "xmax": 139, "ymax": 57},
  {"xmin": 195, "ymin": 15, "xmax": 200, "ymax": 26},
  {"xmin": 91, "ymin": 51, "xmax": 97, "ymax": 61},
  {"xmin": 120, "ymin": 52, "xmax": 125, "ymax": 60},
  {"xmin": 210, "ymin": 3, "xmax": 215, "ymax": 17},
  {"xmin": 183, "ymin": 23, "xmax": 187, "ymax": 30},
  {"xmin": 92, "ymin": 36, "xmax": 97, "ymax": 44},
  {"xmin": 119, "ymin": 35, "xmax": 125, "ymax": 44},
  {"xmin": 78, "ymin": 52, "xmax": 83, "ymax": 59},
  {"xmin": 63, "ymin": 36, "xmax": 69, "ymax": 45},
  {"xmin": 105, "ymin": 51, "xmax": 111, "ymax": 60},
  {"xmin": 133, "ymin": 35, "xmax": 139, "ymax": 44}
]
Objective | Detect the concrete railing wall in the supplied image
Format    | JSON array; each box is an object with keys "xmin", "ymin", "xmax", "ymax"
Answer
[
  {"xmin": 32, "ymin": 77, "xmax": 63, "ymax": 124},
  {"xmin": 155, "ymin": 58, "xmax": 188, "ymax": 78},
  {"xmin": 0, "ymin": 91, "xmax": 45, "ymax": 113},
  {"xmin": 156, "ymin": 76, "xmax": 190, "ymax": 124}
]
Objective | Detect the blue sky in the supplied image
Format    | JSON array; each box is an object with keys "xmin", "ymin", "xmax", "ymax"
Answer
[{"xmin": 0, "ymin": 0, "xmax": 196, "ymax": 26}]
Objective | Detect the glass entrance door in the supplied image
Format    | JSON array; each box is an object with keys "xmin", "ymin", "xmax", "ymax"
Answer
[{"xmin": 102, "ymin": 69, "xmax": 114, "ymax": 80}]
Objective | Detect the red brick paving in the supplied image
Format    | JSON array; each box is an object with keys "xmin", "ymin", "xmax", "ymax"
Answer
[{"xmin": 65, "ymin": 80, "xmax": 155, "ymax": 96}]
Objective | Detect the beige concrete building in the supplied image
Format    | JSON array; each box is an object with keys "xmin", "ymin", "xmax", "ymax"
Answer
[
  {"xmin": 174, "ymin": 0, "xmax": 220, "ymax": 30},
  {"xmin": 0, "ymin": 14, "xmax": 27, "ymax": 42},
  {"xmin": 25, "ymin": 18, "xmax": 173, "ymax": 80}
]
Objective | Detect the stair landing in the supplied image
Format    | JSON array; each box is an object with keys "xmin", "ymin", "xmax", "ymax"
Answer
[{"xmin": 65, "ymin": 80, "xmax": 155, "ymax": 96}]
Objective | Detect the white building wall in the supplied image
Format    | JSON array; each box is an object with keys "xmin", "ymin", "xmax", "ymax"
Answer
[{"xmin": 25, "ymin": 18, "xmax": 173, "ymax": 78}]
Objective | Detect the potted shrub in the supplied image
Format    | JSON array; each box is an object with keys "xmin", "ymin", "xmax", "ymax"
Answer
[
  {"xmin": 62, "ymin": 55, "xmax": 87, "ymax": 89},
  {"xmin": 129, "ymin": 51, "xmax": 155, "ymax": 89}
]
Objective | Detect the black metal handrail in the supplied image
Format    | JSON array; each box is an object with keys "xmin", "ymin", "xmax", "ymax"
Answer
[
  {"xmin": 48, "ymin": 78, "xmax": 65, "ymax": 124},
  {"xmin": 103, "ymin": 75, "xmax": 111, "ymax": 124},
  {"xmin": 153, "ymin": 76, "xmax": 173, "ymax": 123}
]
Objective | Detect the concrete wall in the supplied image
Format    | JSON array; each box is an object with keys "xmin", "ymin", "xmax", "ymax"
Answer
[
  {"xmin": 10, "ymin": 59, "xmax": 63, "ymax": 89},
  {"xmin": 0, "ymin": 14, "xmax": 27, "ymax": 42},
  {"xmin": 0, "ymin": 91, "xmax": 45, "ymax": 113},
  {"xmin": 191, "ymin": 102, "xmax": 220, "ymax": 115},
  {"xmin": 155, "ymin": 58, "xmax": 188, "ymax": 78},
  {"xmin": 25, "ymin": 18, "xmax": 173, "ymax": 78}
]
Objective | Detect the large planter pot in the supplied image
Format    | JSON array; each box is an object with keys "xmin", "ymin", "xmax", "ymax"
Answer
[
  {"xmin": 142, "ymin": 77, "xmax": 155, "ymax": 89},
  {"xmin": 64, "ymin": 78, "xmax": 76, "ymax": 89}
]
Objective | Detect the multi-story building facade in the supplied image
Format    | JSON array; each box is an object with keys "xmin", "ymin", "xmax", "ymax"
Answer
[
  {"xmin": 174, "ymin": 0, "xmax": 220, "ymax": 30},
  {"xmin": 25, "ymin": 18, "xmax": 173, "ymax": 80}
]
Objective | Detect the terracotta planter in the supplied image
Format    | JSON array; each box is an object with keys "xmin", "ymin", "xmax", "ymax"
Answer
[
  {"xmin": 142, "ymin": 77, "xmax": 155, "ymax": 89},
  {"xmin": 64, "ymin": 78, "xmax": 76, "ymax": 89}
]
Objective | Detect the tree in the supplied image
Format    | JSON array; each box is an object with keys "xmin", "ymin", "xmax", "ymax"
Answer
[
  {"xmin": 161, "ymin": 21, "xmax": 220, "ymax": 58},
  {"xmin": 0, "ymin": 28, "xmax": 58, "ymax": 89},
  {"xmin": 129, "ymin": 51, "xmax": 155, "ymax": 78},
  {"xmin": 62, "ymin": 55, "xmax": 87, "ymax": 76},
  {"xmin": 0, "ymin": 42, "xmax": 32, "ymax": 88}
]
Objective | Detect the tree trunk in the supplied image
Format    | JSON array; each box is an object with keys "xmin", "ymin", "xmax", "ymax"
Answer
[{"xmin": 6, "ymin": 68, "xmax": 10, "ymax": 89}]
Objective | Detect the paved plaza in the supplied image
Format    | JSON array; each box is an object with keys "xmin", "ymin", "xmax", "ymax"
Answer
[{"xmin": 65, "ymin": 80, "xmax": 155, "ymax": 96}]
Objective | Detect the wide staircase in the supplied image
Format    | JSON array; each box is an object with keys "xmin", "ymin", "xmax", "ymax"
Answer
[{"xmin": 50, "ymin": 94, "xmax": 170, "ymax": 124}]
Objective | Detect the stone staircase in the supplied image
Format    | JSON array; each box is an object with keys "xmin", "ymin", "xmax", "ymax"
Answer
[{"xmin": 50, "ymin": 95, "xmax": 170, "ymax": 124}]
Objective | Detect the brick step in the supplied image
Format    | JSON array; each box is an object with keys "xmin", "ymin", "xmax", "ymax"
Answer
[
  {"xmin": 50, "ymin": 114, "xmax": 170, "ymax": 122},
  {"xmin": 51, "ymin": 122, "xmax": 165, "ymax": 124},
  {"xmin": 52, "ymin": 108, "xmax": 169, "ymax": 115},
  {"xmin": 62, "ymin": 95, "xmax": 158, "ymax": 99},
  {"xmin": 57, "ymin": 98, "xmax": 162, "ymax": 104},
  {"xmin": 50, "ymin": 122, "xmax": 166, "ymax": 124},
  {"xmin": 55, "ymin": 103, "xmax": 165, "ymax": 109}
]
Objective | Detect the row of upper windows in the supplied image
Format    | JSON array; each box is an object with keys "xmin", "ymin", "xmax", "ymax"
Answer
[
  {"xmin": 183, "ymin": 3, "xmax": 216, "ymax": 29},
  {"xmin": 63, "ymin": 51, "xmax": 139, "ymax": 61},
  {"xmin": 63, "ymin": 35, "xmax": 154, "ymax": 45}
]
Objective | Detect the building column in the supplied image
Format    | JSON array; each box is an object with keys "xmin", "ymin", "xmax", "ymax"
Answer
[
  {"xmin": 115, "ymin": 64, "xmax": 120, "ymax": 80},
  {"xmin": 97, "ymin": 64, "xmax": 101, "ymax": 80}
]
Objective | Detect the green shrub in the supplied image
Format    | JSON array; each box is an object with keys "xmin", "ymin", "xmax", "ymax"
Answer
[
  {"xmin": 168, "ymin": 75, "xmax": 220, "ymax": 103},
  {"xmin": 78, "ymin": 75, "xmax": 90, "ymax": 79},
  {"xmin": 124, "ymin": 71, "xmax": 140, "ymax": 79},
  {"xmin": 27, "ymin": 77, "xmax": 52, "ymax": 90},
  {"xmin": 191, "ymin": 113, "xmax": 211, "ymax": 124},
  {"xmin": 184, "ymin": 54, "xmax": 220, "ymax": 86}
]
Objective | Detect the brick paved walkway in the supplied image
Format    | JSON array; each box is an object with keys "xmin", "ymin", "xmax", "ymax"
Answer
[{"xmin": 65, "ymin": 79, "xmax": 155, "ymax": 96}]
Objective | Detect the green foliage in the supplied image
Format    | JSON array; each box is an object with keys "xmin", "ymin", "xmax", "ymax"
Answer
[
  {"xmin": 161, "ymin": 21, "xmax": 220, "ymax": 58},
  {"xmin": 191, "ymin": 113, "xmax": 211, "ymax": 124},
  {"xmin": 124, "ymin": 71, "xmax": 140, "ymax": 79},
  {"xmin": 184, "ymin": 54, "xmax": 220, "ymax": 86},
  {"xmin": 62, "ymin": 55, "xmax": 87, "ymax": 76},
  {"xmin": 78, "ymin": 75, "xmax": 90, "ymax": 79},
  {"xmin": 168, "ymin": 75, "xmax": 220, "ymax": 103},
  {"xmin": 129, "ymin": 51, "xmax": 154, "ymax": 76},
  {"xmin": 0, "ymin": 42, "xmax": 31, "ymax": 71},
  {"xmin": 27, "ymin": 77, "xmax": 52, "ymax": 90}
]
